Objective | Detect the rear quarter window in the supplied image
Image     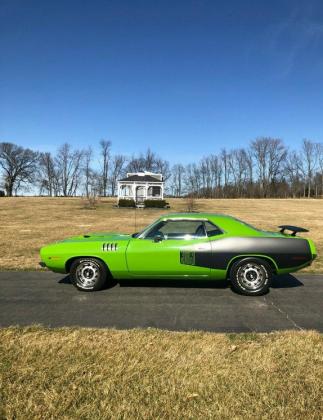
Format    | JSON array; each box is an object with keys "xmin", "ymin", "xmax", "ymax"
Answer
[{"xmin": 204, "ymin": 221, "xmax": 223, "ymax": 237}]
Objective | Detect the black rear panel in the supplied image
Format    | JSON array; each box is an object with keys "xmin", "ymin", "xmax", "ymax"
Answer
[{"xmin": 180, "ymin": 236, "xmax": 312, "ymax": 270}]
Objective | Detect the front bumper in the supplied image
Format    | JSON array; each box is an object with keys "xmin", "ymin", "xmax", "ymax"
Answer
[{"xmin": 39, "ymin": 261, "xmax": 47, "ymax": 268}]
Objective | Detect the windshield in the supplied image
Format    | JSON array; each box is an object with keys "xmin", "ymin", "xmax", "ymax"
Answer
[
  {"xmin": 144, "ymin": 220, "xmax": 207, "ymax": 239},
  {"xmin": 131, "ymin": 220, "xmax": 160, "ymax": 238},
  {"xmin": 132, "ymin": 218, "xmax": 223, "ymax": 239}
]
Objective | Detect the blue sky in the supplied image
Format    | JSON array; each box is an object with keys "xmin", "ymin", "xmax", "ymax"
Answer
[{"xmin": 1, "ymin": 0, "xmax": 323, "ymax": 164}]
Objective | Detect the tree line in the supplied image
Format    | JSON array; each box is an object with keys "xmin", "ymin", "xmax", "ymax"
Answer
[{"xmin": 0, "ymin": 137, "xmax": 323, "ymax": 198}]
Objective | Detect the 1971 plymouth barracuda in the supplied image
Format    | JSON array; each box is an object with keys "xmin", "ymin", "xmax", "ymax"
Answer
[{"xmin": 40, "ymin": 213, "xmax": 317, "ymax": 295}]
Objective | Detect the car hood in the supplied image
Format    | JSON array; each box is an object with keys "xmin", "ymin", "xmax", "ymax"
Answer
[{"xmin": 62, "ymin": 232, "xmax": 132, "ymax": 243}]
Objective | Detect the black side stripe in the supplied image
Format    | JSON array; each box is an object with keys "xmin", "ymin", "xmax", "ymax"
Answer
[{"xmin": 180, "ymin": 237, "xmax": 312, "ymax": 270}]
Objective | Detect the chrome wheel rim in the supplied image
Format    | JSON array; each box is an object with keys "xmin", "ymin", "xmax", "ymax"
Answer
[
  {"xmin": 237, "ymin": 263, "xmax": 266, "ymax": 291},
  {"xmin": 75, "ymin": 261, "xmax": 99, "ymax": 289}
]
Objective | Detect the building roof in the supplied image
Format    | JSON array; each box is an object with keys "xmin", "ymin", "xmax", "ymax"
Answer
[{"xmin": 119, "ymin": 174, "xmax": 163, "ymax": 182}]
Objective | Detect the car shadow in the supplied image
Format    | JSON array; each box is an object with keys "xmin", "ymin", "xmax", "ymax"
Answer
[
  {"xmin": 58, "ymin": 275, "xmax": 118, "ymax": 289},
  {"xmin": 271, "ymin": 274, "xmax": 304, "ymax": 288},
  {"xmin": 58, "ymin": 275, "xmax": 229, "ymax": 289},
  {"xmin": 58, "ymin": 275, "xmax": 72, "ymax": 285},
  {"xmin": 58, "ymin": 273, "xmax": 303, "ymax": 290},
  {"xmin": 118, "ymin": 279, "xmax": 230, "ymax": 289}
]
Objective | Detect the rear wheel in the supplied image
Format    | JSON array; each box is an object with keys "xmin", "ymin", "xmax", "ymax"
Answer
[
  {"xmin": 70, "ymin": 258, "xmax": 108, "ymax": 292},
  {"xmin": 230, "ymin": 258, "xmax": 272, "ymax": 296}
]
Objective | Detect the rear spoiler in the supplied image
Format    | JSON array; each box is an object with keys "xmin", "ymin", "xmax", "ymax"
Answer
[{"xmin": 279, "ymin": 225, "xmax": 309, "ymax": 236}]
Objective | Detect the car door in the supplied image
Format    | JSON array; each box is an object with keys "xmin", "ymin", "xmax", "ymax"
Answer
[
  {"xmin": 203, "ymin": 221, "xmax": 228, "ymax": 274},
  {"xmin": 126, "ymin": 219, "xmax": 212, "ymax": 278}
]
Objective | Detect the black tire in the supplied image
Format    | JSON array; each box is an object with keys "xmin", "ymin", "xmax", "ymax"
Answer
[
  {"xmin": 70, "ymin": 258, "xmax": 108, "ymax": 292},
  {"xmin": 229, "ymin": 257, "xmax": 272, "ymax": 296}
]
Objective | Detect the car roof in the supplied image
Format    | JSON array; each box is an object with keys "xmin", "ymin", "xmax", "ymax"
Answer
[
  {"xmin": 161, "ymin": 212, "xmax": 234, "ymax": 220},
  {"xmin": 159, "ymin": 212, "xmax": 261, "ymax": 235}
]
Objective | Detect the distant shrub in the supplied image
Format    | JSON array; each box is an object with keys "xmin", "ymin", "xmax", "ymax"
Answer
[
  {"xmin": 119, "ymin": 199, "xmax": 136, "ymax": 208},
  {"xmin": 0, "ymin": 190, "xmax": 5, "ymax": 197},
  {"xmin": 144, "ymin": 199, "xmax": 167, "ymax": 208},
  {"xmin": 185, "ymin": 194, "xmax": 198, "ymax": 212},
  {"xmin": 81, "ymin": 194, "xmax": 100, "ymax": 210}
]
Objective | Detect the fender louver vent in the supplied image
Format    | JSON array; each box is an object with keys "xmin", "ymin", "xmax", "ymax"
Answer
[{"xmin": 102, "ymin": 243, "xmax": 118, "ymax": 251}]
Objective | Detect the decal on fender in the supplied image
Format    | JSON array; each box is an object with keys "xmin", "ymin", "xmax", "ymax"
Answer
[{"xmin": 180, "ymin": 250, "xmax": 195, "ymax": 266}]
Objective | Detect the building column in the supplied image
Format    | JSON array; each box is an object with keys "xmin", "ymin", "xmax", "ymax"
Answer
[
  {"xmin": 117, "ymin": 182, "xmax": 120, "ymax": 200},
  {"xmin": 132, "ymin": 183, "xmax": 136, "ymax": 201}
]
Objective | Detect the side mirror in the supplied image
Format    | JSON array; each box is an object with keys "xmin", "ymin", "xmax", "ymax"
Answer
[{"xmin": 154, "ymin": 234, "xmax": 164, "ymax": 243}]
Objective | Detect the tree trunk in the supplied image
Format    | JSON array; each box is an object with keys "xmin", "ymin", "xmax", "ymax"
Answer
[
  {"xmin": 308, "ymin": 178, "xmax": 311, "ymax": 198},
  {"xmin": 5, "ymin": 180, "xmax": 13, "ymax": 197}
]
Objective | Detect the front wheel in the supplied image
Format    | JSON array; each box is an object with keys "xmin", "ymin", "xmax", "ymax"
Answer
[
  {"xmin": 230, "ymin": 258, "xmax": 272, "ymax": 296},
  {"xmin": 70, "ymin": 258, "xmax": 108, "ymax": 292}
]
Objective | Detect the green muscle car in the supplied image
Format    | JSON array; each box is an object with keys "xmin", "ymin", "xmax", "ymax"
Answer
[{"xmin": 40, "ymin": 213, "xmax": 317, "ymax": 295}]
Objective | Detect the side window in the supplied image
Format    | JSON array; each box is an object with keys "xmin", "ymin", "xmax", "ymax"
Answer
[
  {"xmin": 145, "ymin": 220, "xmax": 206, "ymax": 239},
  {"xmin": 204, "ymin": 221, "xmax": 223, "ymax": 237}
]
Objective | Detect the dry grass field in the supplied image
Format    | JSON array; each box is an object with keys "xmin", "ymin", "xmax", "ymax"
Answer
[
  {"xmin": 0, "ymin": 196, "xmax": 322, "ymax": 272},
  {"xmin": 0, "ymin": 327, "xmax": 322, "ymax": 419},
  {"xmin": 1, "ymin": 199, "xmax": 322, "ymax": 419}
]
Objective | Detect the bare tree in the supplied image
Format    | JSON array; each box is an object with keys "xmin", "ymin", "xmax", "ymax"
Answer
[
  {"xmin": 55, "ymin": 143, "xmax": 84, "ymax": 196},
  {"xmin": 185, "ymin": 163, "xmax": 202, "ymax": 197},
  {"xmin": 110, "ymin": 154, "xmax": 126, "ymax": 196},
  {"xmin": 228, "ymin": 149, "xmax": 250, "ymax": 197},
  {"xmin": 301, "ymin": 139, "xmax": 317, "ymax": 198},
  {"xmin": 246, "ymin": 149, "xmax": 254, "ymax": 193},
  {"xmin": 3, "ymin": 137, "xmax": 323, "ymax": 200},
  {"xmin": 38, "ymin": 152, "xmax": 56, "ymax": 196},
  {"xmin": 285, "ymin": 151, "xmax": 303, "ymax": 198},
  {"xmin": 126, "ymin": 154, "xmax": 143, "ymax": 172},
  {"xmin": 209, "ymin": 154, "xmax": 222, "ymax": 197},
  {"xmin": 125, "ymin": 148, "xmax": 169, "ymax": 176},
  {"xmin": 99, "ymin": 139, "xmax": 111, "ymax": 196},
  {"xmin": 155, "ymin": 158, "xmax": 171, "ymax": 181},
  {"xmin": 221, "ymin": 148, "xmax": 230, "ymax": 195},
  {"xmin": 83, "ymin": 147, "xmax": 93, "ymax": 198},
  {"xmin": 317, "ymin": 143, "xmax": 323, "ymax": 197},
  {"xmin": 171, "ymin": 164, "xmax": 185, "ymax": 196},
  {"xmin": 126, "ymin": 149, "xmax": 156, "ymax": 173},
  {"xmin": 199, "ymin": 157, "xmax": 213, "ymax": 197},
  {"xmin": 143, "ymin": 148, "xmax": 156, "ymax": 171},
  {"xmin": 0, "ymin": 142, "xmax": 39, "ymax": 196},
  {"xmin": 251, "ymin": 137, "xmax": 287, "ymax": 197},
  {"xmin": 267, "ymin": 139, "xmax": 287, "ymax": 193}
]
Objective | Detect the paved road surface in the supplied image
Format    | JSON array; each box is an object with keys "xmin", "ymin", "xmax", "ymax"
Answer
[{"xmin": 0, "ymin": 272, "xmax": 322, "ymax": 332}]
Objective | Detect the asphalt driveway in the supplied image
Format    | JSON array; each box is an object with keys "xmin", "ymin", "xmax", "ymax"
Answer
[{"xmin": 0, "ymin": 271, "xmax": 322, "ymax": 332}]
